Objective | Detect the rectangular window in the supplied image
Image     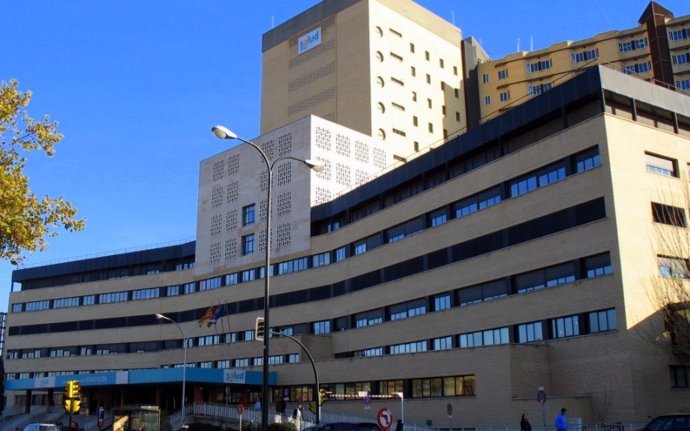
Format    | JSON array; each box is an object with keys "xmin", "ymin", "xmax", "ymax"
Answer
[
  {"xmin": 510, "ymin": 165, "xmax": 566, "ymax": 197},
  {"xmin": 623, "ymin": 61, "xmax": 651, "ymax": 75},
  {"xmin": 672, "ymin": 53, "xmax": 690, "ymax": 65},
  {"xmin": 677, "ymin": 79, "xmax": 690, "ymax": 91},
  {"xmin": 313, "ymin": 320, "xmax": 331, "ymax": 334},
  {"xmin": 669, "ymin": 28, "xmax": 690, "ymax": 41},
  {"xmin": 430, "ymin": 208, "xmax": 448, "ymax": 227},
  {"xmin": 518, "ymin": 321, "xmax": 544, "ymax": 343},
  {"xmin": 589, "ymin": 308, "xmax": 617, "ymax": 333},
  {"xmin": 498, "ymin": 69, "xmax": 508, "ymax": 80},
  {"xmin": 575, "ymin": 149, "xmax": 602, "ymax": 173},
  {"xmin": 390, "ymin": 341, "xmax": 427, "ymax": 355},
  {"xmin": 166, "ymin": 285, "xmax": 180, "ymax": 296},
  {"xmin": 335, "ymin": 246, "xmax": 346, "ymax": 262},
  {"xmin": 585, "ymin": 253, "xmax": 613, "ymax": 278},
  {"xmin": 618, "ymin": 38, "xmax": 647, "ymax": 52},
  {"xmin": 434, "ymin": 293, "xmax": 451, "ymax": 311},
  {"xmin": 652, "ymin": 202, "xmax": 687, "ymax": 227},
  {"xmin": 426, "ymin": 74, "xmax": 431, "ymax": 84},
  {"xmin": 670, "ymin": 365, "xmax": 690, "ymax": 388},
  {"xmin": 571, "ymin": 48, "xmax": 598, "ymax": 63},
  {"xmin": 528, "ymin": 83, "xmax": 552, "ymax": 96},
  {"xmin": 433, "ymin": 336, "xmax": 452, "ymax": 350},
  {"xmin": 482, "ymin": 73, "xmax": 489, "ymax": 83},
  {"xmin": 499, "ymin": 91, "xmax": 510, "ymax": 102},
  {"xmin": 526, "ymin": 59, "xmax": 552, "ymax": 73},
  {"xmin": 312, "ymin": 251, "xmax": 331, "ymax": 268},
  {"xmin": 646, "ymin": 153, "xmax": 678, "ymax": 177},
  {"xmin": 242, "ymin": 233, "xmax": 255, "ymax": 255},
  {"xmin": 242, "ymin": 204, "xmax": 255, "ymax": 226},
  {"xmin": 439, "ymin": 58, "xmax": 445, "ymax": 68},
  {"xmin": 410, "ymin": 66, "xmax": 416, "ymax": 77},
  {"xmin": 658, "ymin": 256, "xmax": 690, "ymax": 278},
  {"xmin": 484, "ymin": 95, "xmax": 491, "ymax": 105},
  {"xmin": 551, "ymin": 315, "xmax": 580, "ymax": 338}
]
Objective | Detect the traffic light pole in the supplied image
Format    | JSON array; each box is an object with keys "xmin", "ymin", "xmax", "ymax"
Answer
[{"xmin": 270, "ymin": 331, "xmax": 321, "ymax": 425}]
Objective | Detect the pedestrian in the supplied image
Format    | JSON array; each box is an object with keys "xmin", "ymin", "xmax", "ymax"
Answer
[
  {"xmin": 555, "ymin": 408, "xmax": 568, "ymax": 431},
  {"xmin": 520, "ymin": 413, "xmax": 532, "ymax": 431},
  {"xmin": 396, "ymin": 419, "xmax": 403, "ymax": 431}
]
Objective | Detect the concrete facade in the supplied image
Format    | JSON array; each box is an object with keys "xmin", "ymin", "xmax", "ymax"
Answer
[{"xmin": 260, "ymin": 0, "xmax": 465, "ymax": 160}]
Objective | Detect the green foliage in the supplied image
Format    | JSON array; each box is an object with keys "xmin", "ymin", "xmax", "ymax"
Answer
[{"xmin": 0, "ymin": 79, "xmax": 85, "ymax": 263}]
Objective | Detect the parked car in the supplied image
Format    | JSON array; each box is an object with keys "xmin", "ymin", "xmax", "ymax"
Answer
[
  {"xmin": 317, "ymin": 423, "xmax": 382, "ymax": 431},
  {"xmin": 23, "ymin": 424, "xmax": 61, "ymax": 431},
  {"xmin": 641, "ymin": 414, "xmax": 690, "ymax": 431}
]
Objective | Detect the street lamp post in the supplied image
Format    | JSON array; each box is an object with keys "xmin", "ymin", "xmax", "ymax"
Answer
[
  {"xmin": 155, "ymin": 313, "xmax": 188, "ymax": 415},
  {"xmin": 212, "ymin": 125, "xmax": 322, "ymax": 429}
]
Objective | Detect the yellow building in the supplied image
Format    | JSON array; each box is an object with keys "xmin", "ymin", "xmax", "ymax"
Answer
[
  {"xmin": 261, "ymin": 0, "xmax": 465, "ymax": 160},
  {"xmin": 476, "ymin": 1, "xmax": 690, "ymax": 123}
]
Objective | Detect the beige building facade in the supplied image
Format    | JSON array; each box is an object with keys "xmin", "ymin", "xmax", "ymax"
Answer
[
  {"xmin": 476, "ymin": 1, "xmax": 690, "ymax": 123},
  {"xmin": 260, "ymin": 0, "xmax": 465, "ymax": 160},
  {"xmin": 5, "ymin": 66, "xmax": 690, "ymax": 428}
]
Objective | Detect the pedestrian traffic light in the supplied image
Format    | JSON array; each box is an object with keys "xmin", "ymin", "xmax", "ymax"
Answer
[{"xmin": 255, "ymin": 317, "xmax": 265, "ymax": 341}]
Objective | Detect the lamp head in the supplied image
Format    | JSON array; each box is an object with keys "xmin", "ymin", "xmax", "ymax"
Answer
[
  {"xmin": 304, "ymin": 159, "xmax": 325, "ymax": 172},
  {"xmin": 211, "ymin": 125, "xmax": 237, "ymax": 140}
]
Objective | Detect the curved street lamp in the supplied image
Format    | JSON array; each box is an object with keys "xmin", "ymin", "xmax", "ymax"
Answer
[
  {"xmin": 155, "ymin": 313, "xmax": 188, "ymax": 414},
  {"xmin": 212, "ymin": 125, "xmax": 322, "ymax": 429}
]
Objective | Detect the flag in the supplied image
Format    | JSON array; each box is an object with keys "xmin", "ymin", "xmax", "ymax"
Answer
[
  {"xmin": 197, "ymin": 306, "xmax": 216, "ymax": 327},
  {"xmin": 207, "ymin": 304, "xmax": 228, "ymax": 327}
]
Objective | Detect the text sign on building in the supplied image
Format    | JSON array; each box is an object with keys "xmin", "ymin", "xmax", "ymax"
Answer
[
  {"xmin": 223, "ymin": 368, "xmax": 246, "ymax": 384},
  {"xmin": 298, "ymin": 27, "xmax": 321, "ymax": 55}
]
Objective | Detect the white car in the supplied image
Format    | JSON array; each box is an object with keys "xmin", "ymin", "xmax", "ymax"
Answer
[{"xmin": 23, "ymin": 424, "xmax": 61, "ymax": 431}]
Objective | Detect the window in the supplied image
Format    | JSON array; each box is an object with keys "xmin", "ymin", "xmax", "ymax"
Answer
[
  {"xmin": 412, "ymin": 116, "xmax": 418, "ymax": 127},
  {"xmin": 518, "ymin": 321, "xmax": 544, "ymax": 343},
  {"xmin": 619, "ymin": 38, "xmax": 647, "ymax": 52},
  {"xmin": 426, "ymin": 74, "xmax": 431, "ymax": 84},
  {"xmin": 528, "ymin": 83, "xmax": 552, "ymax": 96},
  {"xmin": 390, "ymin": 341, "xmax": 427, "ymax": 355},
  {"xmin": 355, "ymin": 309, "xmax": 384, "ymax": 328},
  {"xmin": 313, "ymin": 320, "xmax": 331, "ymax": 334},
  {"xmin": 434, "ymin": 293, "xmax": 451, "ymax": 311},
  {"xmin": 425, "ymin": 51, "xmax": 430, "ymax": 61},
  {"xmin": 670, "ymin": 365, "xmax": 690, "ymax": 388},
  {"xmin": 551, "ymin": 315, "xmax": 580, "ymax": 339},
  {"xmin": 499, "ymin": 91, "xmax": 510, "ymax": 102},
  {"xmin": 509, "ymin": 164, "xmax": 566, "ymax": 197},
  {"xmin": 439, "ymin": 58, "xmax": 445, "ymax": 68},
  {"xmin": 646, "ymin": 153, "xmax": 677, "ymax": 177},
  {"xmin": 659, "ymin": 256, "xmax": 689, "ymax": 278},
  {"xmin": 571, "ymin": 48, "xmax": 598, "ymax": 63},
  {"xmin": 132, "ymin": 288, "xmax": 159, "ymax": 300},
  {"xmin": 428, "ymin": 123, "xmax": 434, "ymax": 133},
  {"xmin": 526, "ymin": 59, "xmax": 552, "ymax": 73},
  {"xmin": 498, "ymin": 69, "xmax": 508, "ymax": 80},
  {"xmin": 585, "ymin": 253, "xmax": 613, "ymax": 278},
  {"xmin": 589, "ymin": 309, "xmax": 616, "ymax": 333},
  {"xmin": 678, "ymin": 79, "xmax": 690, "ymax": 91},
  {"xmin": 242, "ymin": 204, "xmax": 255, "ymax": 226},
  {"xmin": 390, "ymin": 299, "xmax": 426, "ymax": 320},
  {"xmin": 433, "ymin": 336, "xmax": 452, "ymax": 350},
  {"xmin": 312, "ymin": 251, "xmax": 331, "ymax": 268},
  {"xmin": 242, "ymin": 234, "xmax": 255, "ymax": 255},
  {"xmin": 430, "ymin": 208, "xmax": 447, "ymax": 227},
  {"xmin": 335, "ymin": 246, "xmax": 346, "ymax": 262},
  {"xmin": 409, "ymin": 43, "xmax": 415, "ymax": 53},
  {"xmin": 575, "ymin": 149, "xmax": 601, "ymax": 173},
  {"xmin": 652, "ymin": 202, "xmax": 686, "ymax": 227},
  {"xmin": 623, "ymin": 61, "xmax": 651, "ymax": 75},
  {"xmin": 669, "ymin": 28, "xmax": 690, "ymax": 41},
  {"xmin": 484, "ymin": 95, "xmax": 491, "ymax": 105},
  {"xmin": 672, "ymin": 53, "xmax": 690, "ymax": 65},
  {"xmin": 482, "ymin": 73, "xmax": 489, "ymax": 83},
  {"xmin": 354, "ymin": 241, "xmax": 367, "ymax": 255},
  {"xmin": 410, "ymin": 66, "xmax": 416, "ymax": 76},
  {"xmin": 167, "ymin": 285, "xmax": 180, "ymax": 296},
  {"xmin": 411, "ymin": 91, "xmax": 417, "ymax": 102}
]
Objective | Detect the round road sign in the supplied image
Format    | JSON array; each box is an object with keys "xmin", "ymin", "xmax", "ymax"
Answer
[{"xmin": 377, "ymin": 407, "xmax": 393, "ymax": 431}]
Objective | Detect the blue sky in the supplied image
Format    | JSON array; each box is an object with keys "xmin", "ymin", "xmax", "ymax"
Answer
[{"xmin": 0, "ymin": 0, "xmax": 687, "ymax": 312}]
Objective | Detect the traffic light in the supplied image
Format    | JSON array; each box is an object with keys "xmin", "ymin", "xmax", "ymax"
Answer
[
  {"xmin": 318, "ymin": 388, "xmax": 328, "ymax": 406},
  {"xmin": 65, "ymin": 380, "xmax": 80, "ymax": 399},
  {"xmin": 63, "ymin": 398, "xmax": 80, "ymax": 414},
  {"xmin": 255, "ymin": 317, "xmax": 265, "ymax": 341}
]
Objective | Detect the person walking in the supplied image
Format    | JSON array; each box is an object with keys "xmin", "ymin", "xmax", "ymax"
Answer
[
  {"xmin": 520, "ymin": 413, "xmax": 532, "ymax": 431},
  {"xmin": 396, "ymin": 419, "xmax": 403, "ymax": 431},
  {"xmin": 555, "ymin": 408, "xmax": 568, "ymax": 431}
]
